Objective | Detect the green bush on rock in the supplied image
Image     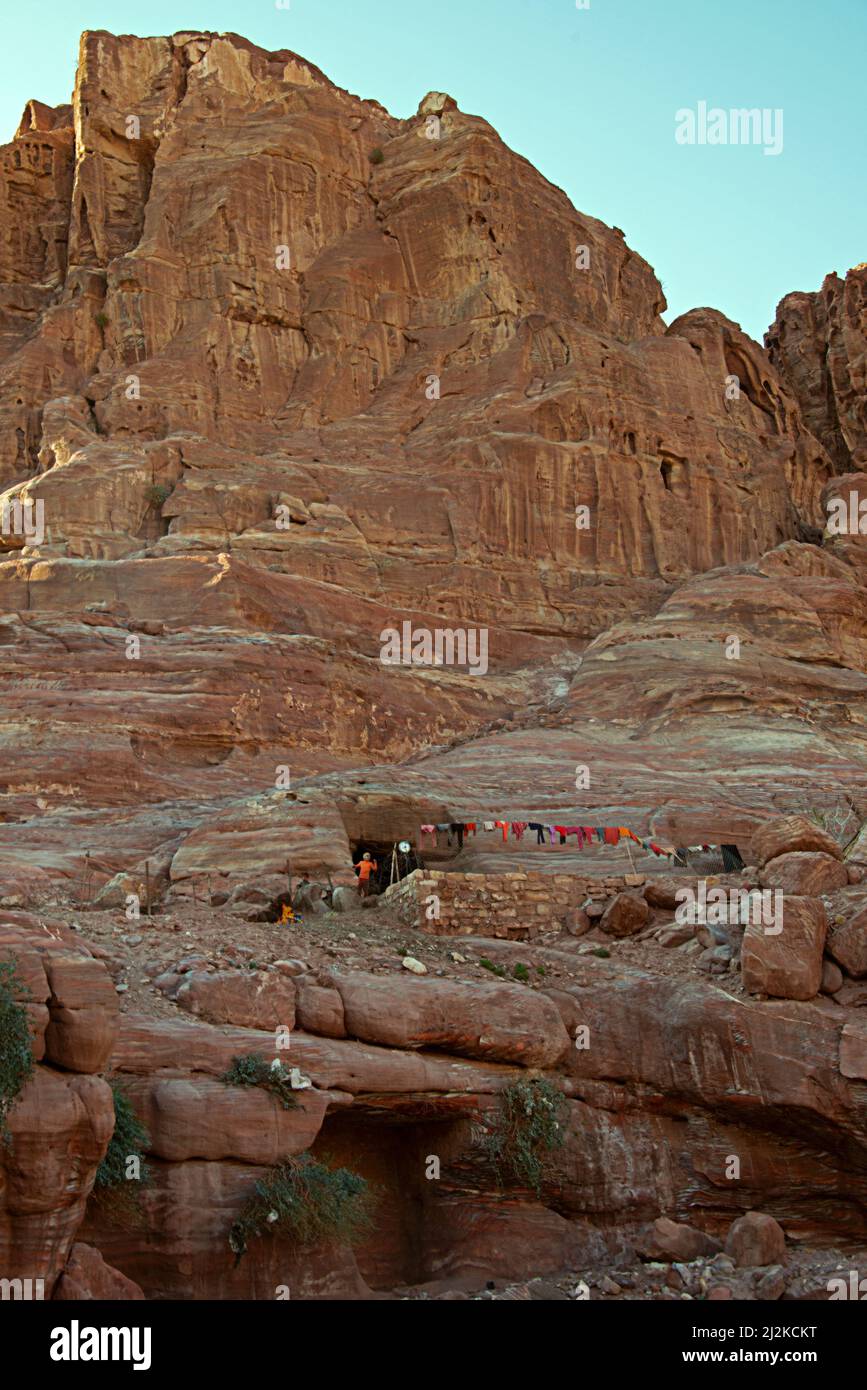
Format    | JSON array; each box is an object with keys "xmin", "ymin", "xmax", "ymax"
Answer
[
  {"xmin": 229, "ymin": 1153, "xmax": 373, "ymax": 1266},
  {"xmin": 0, "ymin": 960, "xmax": 34, "ymax": 1141},
  {"xmin": 485, "ymin": 1077, "xmax": 567, "ymax": 1196}
]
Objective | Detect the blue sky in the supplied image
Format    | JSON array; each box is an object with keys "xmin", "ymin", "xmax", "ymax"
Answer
[{"xmin": 2, "ymin": 0, "xmax": 863, "ymax": 342}]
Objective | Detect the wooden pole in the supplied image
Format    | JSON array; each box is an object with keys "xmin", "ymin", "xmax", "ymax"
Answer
[
  {"xmin": 145, "ymin": 860, "xmax": 151, "ymax": 917},
  {"xmin": 79, "ymin": 850, "xmax": 90, "ymax": 905}
]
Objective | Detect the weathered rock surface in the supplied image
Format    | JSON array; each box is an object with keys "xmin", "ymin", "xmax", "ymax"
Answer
[
  {"xmin": 171, "ymin": 969, "xmax": 296, "ymax": 1032},
  {"xmin": 827, "ymin": 906, "xmax": 867, "ymax": 978},
  {"xmin": 759, "ymin": 852, "xmax": 848, "ymax": 897},
  {"xmin": 725, "ymin": 1212, "xmax": 787, "ymax": 1269},
  {"xmin": 741, "ymin": 898, "xmax": 827, "ymax": 1000},
  {"xmin": 1, "ymin": 28, "xmax": 866, "ymax": 1303},
  {"xmin": 751, "ymin": 816, "xmax": 843, "ymax": 867},
  {"xmin": 600, "ymin": 892, "xmax": 650, "ymax": 939},
  {"xmin": 53, "ymin": 1241, "xmax": 145, "ymax": 1300},
  {"xmin": 768, "ymin": 266, "xmax": 867, "ymax": 474},
  {"xmin": 335, "ymin": 971, "xmax": 571, "ymax": 1067}
]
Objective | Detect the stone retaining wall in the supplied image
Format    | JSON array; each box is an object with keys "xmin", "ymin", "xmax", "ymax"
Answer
[{"xmin": 383, "ymin": 868, "xmax": 648, "ymax": 938}]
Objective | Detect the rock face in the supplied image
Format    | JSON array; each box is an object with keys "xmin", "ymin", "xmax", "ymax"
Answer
[
  {"xmin": 0, "ymin": 928, "xmax": 116, "ymax": 1293},
  {"xmin": 0, "ymin": 27, "xmax": 857, "ymax": 903},
  {"xmin": 767, "ymin": 266, "xmax": 867, "ymax": 473},
  {"xmin": 1, "ymin": 28, "xmax": 867, "ymax": 1303}
]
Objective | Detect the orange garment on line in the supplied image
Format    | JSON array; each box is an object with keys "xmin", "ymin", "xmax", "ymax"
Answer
[
  {"xmin": 495, "ymin": 821, "xmax": 510, "ymax": 841},
  {"xmin": 354, "ymin": 859, "xmax": 377, "ymax": 881}
]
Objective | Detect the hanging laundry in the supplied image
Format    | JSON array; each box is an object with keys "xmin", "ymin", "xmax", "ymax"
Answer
[
  {"xmin": 511, "ymin": 822, "xmax": 528, "ymax": 840},
  {"xmin": 450, "ymin": 823, "xmax": 465, "ymax": 850},
  {"xmin": 554, "ymin": 825, "xmax": 568, "ymax": 845},
  {"xmin": 528, "ymin": 823, "xmax": 546, "ymax": 845},
  {"xmin": 496, "ymin": 821, "xmax": 511, "ymax": 842},
  {"xmin": 721, "ymin": 844, "xmax": 744, "ymax": 872},
  {"xmin": 546, "ymin": 826, "xmax": 557, "ymax": 844},
  {"xmin": 594, "ymin": 827, "xmax": 606, "ymax": 841},
  {"xmin": 581, "ymin": 827, "xmax": 595, "ymax": 842},
  {"xmin": 419, "ymin": 825, "xmax": 437, "ymax": 846},
  {"xmin": 464, "ymin": 823, "xmax": 477, "ymax": 837},
  {"xmin": 483, "ymin": 822, "xmax": 496, "ymax": 832},
  {"xmin": 604, "ymin": 827, "xmax": 621, "ymax": 845}
]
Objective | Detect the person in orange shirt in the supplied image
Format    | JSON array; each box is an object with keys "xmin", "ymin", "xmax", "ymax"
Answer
[{"xmin": 354, "ymin": 852, "xmax": 378, "ymax": 898}]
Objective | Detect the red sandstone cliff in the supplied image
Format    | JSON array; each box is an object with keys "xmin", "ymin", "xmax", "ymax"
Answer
[{"xmin": 1, "ymin": 30, "xmax": 866, "ymax": 1303}]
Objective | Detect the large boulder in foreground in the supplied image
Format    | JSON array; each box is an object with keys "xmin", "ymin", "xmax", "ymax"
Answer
[
  {"xmin": 759, "ymin": 852, "xmax": 848, "ymax": 896},
  {"xmin": 751, "ymin": 815, "xmax": 842, "ymax": 866},
  {"xmin": 740, "ymin": 897, "xmax": 827, "ymax": 999}
]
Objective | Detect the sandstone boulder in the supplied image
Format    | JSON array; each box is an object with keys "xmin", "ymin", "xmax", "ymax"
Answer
[
  {"xmin": 725, "ymin": 1212, "xmax": 787, "ymax": 1268},
  {"xmin": 821, "ymin": 959, "xmax": 844, "ymax": 994},
  {"xmin": 759, "ymin": 852, "xmax": 848, "ymax": 896},
  {"xmin": 600, "ymin": 892, "xmax": 650, "ymax": 938},
  {"xmin": 751, "ymin": 816, "xmax": 842, "ymax": 866},
  {"xmin": 827, "ymin": 905, "xmax": 867, "ymax": 977},
  {"xmin": 637, "ymin": 1216, "xmax": 721, "ymax": 1262},
  {"xmin": 174, "ymin": 970, "xmax": 296, "ymax": 1032},
  {"xmin": 643, "ymin": 880, "xmax": 682, "ymax": 911},
  {"xmin": 42, "ymin": 952, "xmax": 119, "ymax": 1072},
  {"xmin": 335, "ymin": 972, "xmax": 571, "ymax": 1067},
  {"xmin": 53, "ymin": 1242, "xmax": 145, "ymax": 1300},
  {"xmin": 294, "ymin": 978, "xmax": 347, "ymax": 1038},
  {"xmin": 741, "ymin": 897, "xmax": 827, "ymax": 1000}
]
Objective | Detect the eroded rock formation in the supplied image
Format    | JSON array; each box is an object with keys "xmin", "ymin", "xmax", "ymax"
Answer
[{"xmin": 1, "ymin": 29, "xmax": 866, "ymax": 1301}]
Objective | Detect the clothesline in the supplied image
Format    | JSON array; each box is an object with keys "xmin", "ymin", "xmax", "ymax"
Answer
[{"xmin": 417, "ymin": 821, "xmax": 744, "ymax": 870}]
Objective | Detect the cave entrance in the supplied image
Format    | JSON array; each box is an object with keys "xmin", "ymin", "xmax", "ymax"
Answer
[{"xmin": 350, "ymin": 837, "xmax": 423, "ymax": 896}]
